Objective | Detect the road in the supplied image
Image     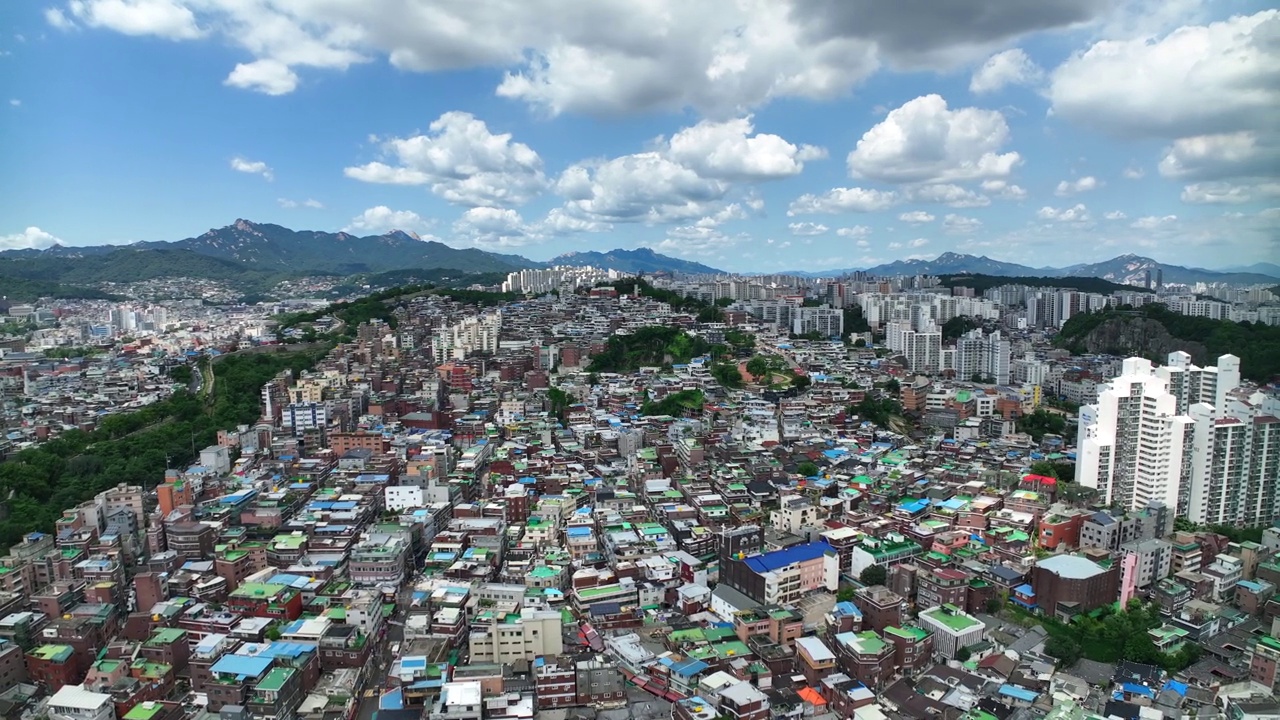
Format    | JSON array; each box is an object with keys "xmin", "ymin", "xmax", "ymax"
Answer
[{"xmin": 354, "ymin": 589, "xmax": 410, "ymax": 720}]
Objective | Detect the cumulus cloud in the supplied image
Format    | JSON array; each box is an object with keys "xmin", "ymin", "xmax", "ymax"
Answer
[
  {"xmin": 539, "ymin": 208, "xmax": 612, "ymax": 235},
  {"xmin": 554, "ymin": 153, "xmax": 730, "ymax": 224},
  {"xmin": 60, "ymin": 0, "xmax": 204, "ymax": 40},
  {"xmin": 0, "ymin": 226, "xmax": 61, "ymax": 250},
  {"xmin": 907, "ymin": 238, "xmax": 930, "ymax": 248},
  {"xmin": 846, "ymin": 94, "xmax": 1021, "ymax": 184},
  {"xmin": 44, "ymin": 0, "xmax": 1117, "ymax": 114},
  {"xmin": 980, "ymin": 179, "xmax": 1027, "ymax": 200},
  {"xmin": 1104, "ymin": 210, "xmax": 1128, "ymax": 220},
  {"xmin": 665, "ymin": 116, "xmax": 826, "ymax": 181},
  {"xmin": 1048, "ymin": 11, "xmax": 1279, "ymax": 139},
  {"xmin": 787, "ymin": 187, "xmax": 899, "ymax": 215},
  {"xmin": 343, "ymin": 206, "xmax": 435, "ymax": 235},
  {"xmin": 225, "ymin": 59, "xmax": 299, "ymax": 95},
  {"xmin": 1180, "ymin": 183, "xmax": 1253, "ymax": 205},
  {"xmin": 910, "ymin": 184, "xmax": 992, "ymax": 207},
  {"xmin": 278, "ymin": 198, "xmax": 323, "ymax": 209},
  {"xmin": 788, "ymin": 222, "xmax": 829, "ymax": 236},
  {"xmin": 1054, "ymin": 176, "xmax": 1101, "ymax": 196},
  {"xmin": 1122, "ymin": 166, "xmax": 1145, "ymax": 180},
  {"xmin": 969, "ymin": 48, "xmax": 1043, "ymax": 94},
  {"xmin": 1037, "ymin": 203, "xmax": 1091, "ymax": 223},
  {"xmin": 1157, "ymin": 132, "xmax": 1280, "ymax": 182},
  {"xmin": 8, "ymin": 99, "xmax": 20, "ymax": 107},
  {"xmin": 453, "ymin": 207, "xmax": 539, "ymax": 247},
  {"xmin": 655, "ymin": 226, "xmax": 742, "ymax": 257},
  {"xmin": 942, "ymin": 214, "xmax": 982, "ymax": 234},
  {"xmin": 899, "ymin": 211, "xmax": 935, "ymax": 224},
  {"xmin": 345, "ymin": 112, "xmax": 547, "ymax": 208},
  {"xmin": 1131, "ymin": 214, "xmax": 1178, "ymax": 230},
  {"xmin": 230, "ymin": 156, "xmax": 272, "ymax": 180},
  {"xmin": 836, "ymin": 226, "xmax": 871, "ymax": 238}
]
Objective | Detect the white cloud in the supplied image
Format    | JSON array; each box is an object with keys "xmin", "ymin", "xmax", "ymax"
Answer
[
  {"xmin": 898, "ymin": 211, "xmax": 935, "ymax": 224},
  {"xmin": 907, "ymin": 238, "xmax": 930, "ymax": 248},
  {"xmin": 230, "ymin": 156, "xmax": 272, "ymax": 181},
  {"xmin": 1054, "ymin": 176, "xmax": 1101, "ymax": 196},
  {"xmin": 1131, "ymin": 214, "xmax": 1178, "ymax": 230},
  {"xmin": 665, "ymin": 116, "xmax": 826, "ymax": 181},
  {"xmin": 836, "ymin": 226, "xmax": 871, "ymax": 238},
  {"xmin": 969, "ymin": 48, "xmax": 1043, "ymax": 94},
  {"xmin": 1122, "ymin": 166, "xmax": 1145, "ymax": 180},
  {"xmin": 0, "ymin": 226, "xmax": 61, "ymax": 250},
  {"xmin": 788, "ymin": 222, "xmax": 829, "ymax": 236},
  {"xmin": 1048, "ymin": 11, "xmax": 1279, "ymax": 139},
  {"xmin": 1157, "ymin": 132, "xmax": 1280, "ymax": 182},
  {"xmin": 453, "ymin": 207, "xmax": 539, "ymax": 247},
  {"xmin": 788, "ymin": 187, "xmax": 899, "ymax": 215},
  {"xmin": 655, "ymin": 226, "xmax": 741, "ymax": 257},
  {"xmin": 539, "ymin": 208, "xmax": 612, "ymax": 235},
  {"xmin": 45, "ymin": 8, "xmax": 75, "ymax": 30},
  {"xmin": 846, "ymin": 94, "xmax": 1021, "ymax": 184},
  {"xmin": 278, "ymin": 198, "xmax": 323, "ymax": 209},
  {"xmin": 343, "ymin": 206, "xmax": 435, "ymax": 235},
  {"xmin": 980, "ymin": 179, "xmax": 1027, "ymax": 200},
  {"xmin": 554, "ymin": 153, "xmax": 730, "ymax": 224},
  {"xmin": 225, "ymin": 59, "xmax": 299, "ymax": 95},
  {"xmin": 7, "ymin": 99, "xmax": 18, "ymax": 107},
  {"xmin": 63, "ymin": 0, "xmax": 204, "ymax": 40},
  {"xmin": 1104, "ymin": 210, "xmax": 1127, "ymax": 220},
  {"xmin": 1180, "ymin": 183, "xmax": 1255, "ymax": 205},
  {"xmin": 40, "ymin": 0, "xmax": 1122, "ymax": 114},
  {"xmin": 1036, "ymin": 203, "xmax": 1091, "ymax": 223},
  {"xmin": 942, "ymin": 214, "xmax": 982, "ymax": 234},
  {"xmin": 907, "ymin": 184, "xmax": 991, "ymax": 208},
  {"xmin": 345, "ymin": 112, "xmax": 547, "ymax": 208}
]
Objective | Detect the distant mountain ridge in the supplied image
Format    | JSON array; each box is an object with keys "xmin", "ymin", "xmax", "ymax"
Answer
[
  {"xmin": 860, "ymin": 252, "xmax": 1278, "ymax": 286},
  {"xmin": 550, "ymin": 247, "xmax": 724, "ymax": 275}
]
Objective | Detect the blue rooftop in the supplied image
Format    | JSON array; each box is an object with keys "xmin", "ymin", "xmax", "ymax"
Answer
[
  {"xmin": 211, "ymin": 654, "xmax": 273, "ymax": 679},
  {"xmin": 999, "ymin": 685, "xmax": 1039, "ymax": 702},
  {"xmin": 743, "ymin": 542, "xmax": 835, "ymax": 574}
]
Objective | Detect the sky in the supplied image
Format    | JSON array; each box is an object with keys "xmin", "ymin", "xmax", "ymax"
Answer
[{"xmin": 0, "ymin": 0, "xmax": 1277, "ymax": 273}]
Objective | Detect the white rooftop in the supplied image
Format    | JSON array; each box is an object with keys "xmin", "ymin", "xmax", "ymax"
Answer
[
  {"xmin": 1038, "ymin": 554, "xmax": 1107, "ymax": 580},
  {"xmin": 48, "ymin": 685, "xmax": 112, "ymax": 710},
  {"xmin": 796, "ymin": 636, "xmax": 837, "ymax": 662}
]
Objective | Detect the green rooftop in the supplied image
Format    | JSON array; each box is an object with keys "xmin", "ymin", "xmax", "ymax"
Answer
[
  {"xmin": 147, "ymin": 628, "xmax": 187, "ymax": 645},
  {"xmin": 921, "ymin": 605, "xmax": 982, "ymax": 633},
  {"xmin": 231, "ymin": 582, "xmax": 288, "ymax": 599},
  {"xmin": 256, "ymin": 666, "xmax": 296, "ymax": 693},
  {"xmin": 885, "ymin": 625, "xmax": 930, "ymax": 641},
  {"xmin": 124, "ymin": 703, "xmax": 166, "ymax": 720},
  {"xmin": 31, "ymin": 644, "xmax": 74, "ymax": 662}
]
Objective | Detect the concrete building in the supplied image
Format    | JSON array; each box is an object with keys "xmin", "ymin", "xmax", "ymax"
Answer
[
  {"xmin": 47, "ymin": 685, "xmax": 114, "ymax": 720},
  {"xmin": 918, "ymin": 604, "xmax": 986, "ymax": 659},
  {"xmin": 1075, "ymin": 357, "xmax": 1194, "ymax": 512},
  {"xmin": 468, "ymin": 608, "xmax": 563, "ymax": 665},
  {"xmin": 1028, "ymin": 554, "xmax": 1120, "ymax": 620}
]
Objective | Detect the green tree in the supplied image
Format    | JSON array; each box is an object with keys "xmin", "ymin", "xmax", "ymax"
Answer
[
  {"xmin": 1029, "ymin": 461, "xmax": 1061, "ymax": 480},
  {"xmin": 265, "ymin": 625, "xmax": 282, "ymax": 641},
  {"xmin": 1018, "ymin": 409, "xmax": 1067, "ymax": 442},
  {"xmin": 955, "ymin": 645, "xmax": 972, "ymax": 662},
  {"xmin": 859, "ymin": 565, "xmax": 887, "ymax": 586},
  {"xmin": 1044, "ymin": 635, "xmax": 1082, "ymax": 666},
  {"xmin": 837, "ymin": 586, "xmax": 856, "ymax": 602},
  {"xmin": 746, "ymin": 355, "xmax": 770, "ymax": 380},
  {"xmin": 791, "ymin": 374, "xmax": 811, "ymax": 391},
  {"xmin": 884, "ymin": 378, "xmax": 900, "ymax": 395},
  {"xmin": 853, "ymin": 338, "xmax": 867, "ymax": 348},
  {"xmin": 797, "ymin": 461, "xmax": 819, "ymax": 478}
]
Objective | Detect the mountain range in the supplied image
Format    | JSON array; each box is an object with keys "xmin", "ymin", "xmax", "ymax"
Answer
[
  {"xmin": 858, "ymin": 252, "xmax": 1279, "ymax": 286},
  {"xmin": 2, "ymin": 221, "xmax": 1275, "ymax": 300},
  {"xmin": 549, "ymin": 248, "xmax": 722, "ymax": 275}
]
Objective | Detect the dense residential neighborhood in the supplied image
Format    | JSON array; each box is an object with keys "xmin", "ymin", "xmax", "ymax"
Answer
[{"xmin": 0, "ymin": 266, "xmax": 1276, "ymax": 720}]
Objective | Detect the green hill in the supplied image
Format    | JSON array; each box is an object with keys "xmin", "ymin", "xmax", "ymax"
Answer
[
  {"xmin": 939, "ymin": 274, "xmax": 1147, "ymax": 295},
  {"xmin": 1055, "ymin": 304, "xmax": 1280, "ymax": 382}
]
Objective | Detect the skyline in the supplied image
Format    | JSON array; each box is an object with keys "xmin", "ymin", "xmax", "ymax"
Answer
[{"xmin": 1, "ymin": 1, "xmax": 1277, "ymax": 273}]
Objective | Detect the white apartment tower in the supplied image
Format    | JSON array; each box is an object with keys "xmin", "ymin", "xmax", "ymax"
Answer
[
  {"xmin": 1075, "ymin": 357, "xmax": 1194, "ymax": 512},
  {"xmin": 1079, "ymin": 352, "xmax": 1280, "ymax": 527}
]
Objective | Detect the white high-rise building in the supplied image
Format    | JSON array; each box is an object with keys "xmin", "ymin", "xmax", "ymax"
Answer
[
  {"xmin": 1079, "ymin": 352, "xmax": 1280, "ymax": 527},
  {"xmin": 1075, "ymin": 358, "xmax": 1195, "ymax": 512},
  {"xmin": 954, "ymin": 329, "xmax": 1011, "ymax": 384}
]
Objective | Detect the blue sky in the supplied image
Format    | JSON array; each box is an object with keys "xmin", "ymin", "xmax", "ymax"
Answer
[{"xmin": 1, "ymin": 0, "xmax": 1277, "ymax": 273}]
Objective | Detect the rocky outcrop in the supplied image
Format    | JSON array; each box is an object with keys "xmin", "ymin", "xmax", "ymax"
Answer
[{"xmin": 1062, "ymin": 316, "xmax": 1208, "ymax": 364}]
